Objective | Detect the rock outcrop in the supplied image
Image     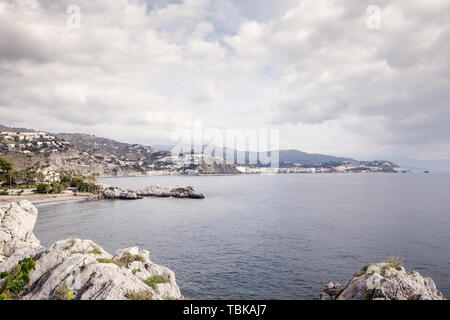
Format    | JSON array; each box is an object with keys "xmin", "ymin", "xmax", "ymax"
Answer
[
  {"xmin": 320, "ymin": 262, "xmax": 446, "ymax": 300},
  {"xmin": 0, "ymin": 201, "xmax": 182, "ymax": 300},
  {"xmin": 0, "ymin": 201, "xmax": 44, "ymax": 269},
  {"xmin": 99, "ymin": 184, "xmax": 205, "ymax": 200},
  {"xmin": 101, "ymin": 187, "xmax": 141, "ymax": 200},
  {"xmin": 136, "ymin": 185, "xmax": 205, "ymax": 199}
]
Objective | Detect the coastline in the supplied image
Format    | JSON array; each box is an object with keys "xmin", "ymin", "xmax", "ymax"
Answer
[{"xmin": 0, "ymin": 193, "xmax": 92, "ymax": 205}]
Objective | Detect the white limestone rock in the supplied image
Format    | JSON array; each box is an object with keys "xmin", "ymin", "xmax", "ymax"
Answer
[
  {"xmin": 101, "ymin": 187, "xmax": 140, "ymax": 200},
  {"xmin": 0, "ymin": 200, "xmax": 44, "ymax": 267},
  {"xmin": 320, "ymin": 262, "xmax": 446, "ymax": 300},
  {"xmin": 136, "ymin": 185, "xmax": 205, "ymax": 199},
  {"xmin": 0, "ymin": 202, "xmax": 183, "ymax": 300}
]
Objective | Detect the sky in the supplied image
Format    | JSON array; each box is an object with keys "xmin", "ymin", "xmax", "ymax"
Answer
[{"xmin": 0, "ymin": 0, "xmax": 449, "ymax": 161}]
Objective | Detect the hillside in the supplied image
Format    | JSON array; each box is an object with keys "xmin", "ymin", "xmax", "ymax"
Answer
[
  {"xmin": 0, "ymin": 125, "xmax": 239, "ymax": 176},
  {"xmin": 1, "ymin": 124, "xmax": 405, "ymax": 175}
]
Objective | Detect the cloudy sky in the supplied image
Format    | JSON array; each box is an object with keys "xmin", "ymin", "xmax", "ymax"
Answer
[{"xmin": 0, "ymin": 0, "xmax": 449, "ymax": 161}]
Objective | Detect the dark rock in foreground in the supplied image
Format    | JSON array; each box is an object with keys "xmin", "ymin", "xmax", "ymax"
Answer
[{"xmin": 320, "ymin": 262, "xmax": 446, "ymax": 300}]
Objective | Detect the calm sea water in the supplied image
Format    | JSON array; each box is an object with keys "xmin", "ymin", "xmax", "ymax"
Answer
[{"xmin": 34, "ymin": 173, "xmax": 450, "ymax": 299}]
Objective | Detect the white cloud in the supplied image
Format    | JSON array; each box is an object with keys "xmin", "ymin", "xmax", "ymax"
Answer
[{"xmin": 0, "ymin": 0, "xmax": 449, "ymax": 160}]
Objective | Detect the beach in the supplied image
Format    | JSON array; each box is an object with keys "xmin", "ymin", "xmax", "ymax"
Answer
[{"xmin": 0, "ymin": 192, "xmax": 92, "ymax": 205}]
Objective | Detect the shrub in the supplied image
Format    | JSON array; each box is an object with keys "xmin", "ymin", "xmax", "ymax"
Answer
[
  {"xmin": 387, "ymin": 256, "xmax": 403, "ymax": 270},
  {"xmin": 54, "ymin": 283, "xmax": 74, "ymax": 300},
  {"xmin": 125, "ymin": 290, "xmax": 153, "ymax": 300},
  {"xmin": 50, "ymin": 182, "xmax": 64, "ymax": 194},
  {"xmin": 97, "ymin": 253, "xmax": 145, "ymax": 268},
  {"xmin": 115, "ymin": 253, "xmax": 145, "ymax": 267},
  {"xmin": 97, "ymin": 258, "xmax": 120, "ymax": 267},
  {"xmin": 0, "ymin": 257, "xmax": 36, "ymax": 299},
  {"xmin": 36, "ymin": 183, "xmax": 51, "ymax": 194},
  {"xmin": 0, "ymin": 190, "xmax": 8, "ymax": 196},
  {"xmin": 142, "ymin": 276, "xmax": 169, "ymax": 289}
]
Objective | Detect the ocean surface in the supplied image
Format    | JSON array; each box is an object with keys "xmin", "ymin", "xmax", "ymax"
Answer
[{"xmin": 34, "ymin": 173, "xmax": 450, "ymax": 299}]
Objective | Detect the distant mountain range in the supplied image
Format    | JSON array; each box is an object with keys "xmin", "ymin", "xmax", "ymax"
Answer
[
  {"xmin": 0, "ymin": 124, "xmax": 34, "ymax": 133},
  {"xmin": 1, "ymin": 123, "xmax": 413, "ymax": 175},
  {"xmin": 152, "ymin": 144, "xmax": 354, "ymax": 167}
]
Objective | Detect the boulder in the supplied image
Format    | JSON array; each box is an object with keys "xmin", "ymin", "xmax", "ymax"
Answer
[
  {"xmin": 320, "ymin": 262, "xmax": 446, "ymax": 300},
  {"xmin": 21, "ymin": 240, "xmax": 182, "ymax": 300},
  {"xmin": 0, "ymin": 201, "xmax": 44, "ymax": 269}
]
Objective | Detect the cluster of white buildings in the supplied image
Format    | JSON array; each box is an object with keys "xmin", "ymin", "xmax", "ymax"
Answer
[
  {"xmin": 1, "ymin": 131, "xmax": 53, "ymax": 141},
  {"xmin": 1, "ymin": 131, "xmax": 69, "ymax": 154}
]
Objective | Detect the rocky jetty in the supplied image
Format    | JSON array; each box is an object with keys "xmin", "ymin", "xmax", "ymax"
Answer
[
  {"xmin": 136, "ymin": 185, "xmax": 205, "ymax": 199},
  {"xmin": 320, "ymin": 261, "xmax": 446, "ymax": 300},
  {"xmin": 0, "ymin": 201, "xmax": 182, "ymax": 300},
  {"xmin": 99, "ymin": 184, "xmax": 204, "ymax": 200}
]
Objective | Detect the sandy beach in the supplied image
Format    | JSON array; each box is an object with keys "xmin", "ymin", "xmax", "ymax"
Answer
[{"xmin": 0, "ymin": 193, "xmax": 93, "ymax": 205}]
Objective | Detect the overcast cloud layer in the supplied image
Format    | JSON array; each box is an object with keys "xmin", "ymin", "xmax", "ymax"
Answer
[{"xmin": 0, "ymin": 0, "xmax": 449, "ymax": 160}]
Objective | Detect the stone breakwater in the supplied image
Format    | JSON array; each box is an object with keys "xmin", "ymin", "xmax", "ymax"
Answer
[
  {"xmin": 320, "ymin": 262, "xmax": 446, "ymax": 300},
  {"xmin": 0, "ymin": 201, "xmax": 182, "ymax": 300},
  {"xmin": 99, "ymin": 184, "xmax": 205, "ymax": 200}
]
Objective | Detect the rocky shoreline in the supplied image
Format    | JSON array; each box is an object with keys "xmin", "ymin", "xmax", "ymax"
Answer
[
  {"xmin": 0, "ymin": 201, "xmax": 183, "ymax": 300},
  {"xmin": 320, "ymin": 261, "xmax": 446, "ymax": 300},
  {"xmin": 0, "ymin": 184, "xmax": 205, "ymax": 206}
]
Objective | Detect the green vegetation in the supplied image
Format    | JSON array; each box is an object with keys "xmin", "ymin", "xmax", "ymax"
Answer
[
  {"xmin": 36, "ymin": 182, "xmax": 64, "ymax": 194},
  {"xmin": 357, "ymin": 258, "xmax": 403, "ymax": 278},
  {"xmin": 97, "ymin": 253, "xmax": 145, "ymax": 268},
  {"xmin": 97, "ymin": 258, "xmax": 120, "ymax": 266},
  {"xmin": 0, "ymin": 157, "xmax": 13, "ymax": 187},
  {"xmin": 61, "ymin": 174, "xmax": 101, "ymax": 193},
  {"xmin": 67, "ymin": 290, "xmax": 75, "ymax": 300},
  {"xmin": 115, "ymin": 252, "xmax": 145, "ymax": 267},
  {"xmin": 63, "ymin": 238, "xmax": 76, "ymax": 251},
  {"xmin": 125, "ymin": 290, "xmax": 153, "ymax": 300},
  {"xmin": 0, "ymin": 257, "xmax": 36, "ymax": 300},
  {"xmin": 0, "ymin": 157, "xmax": 41, "ymax": 188},
  {"xmin": 36, "ymin": 183, "xmax": 51, "ymax": 194},
  {"xmin": 54, "ymin": 283, "xmax": 74, "ymax": 300},
  {"xmin": 0, "ymin": 190, "xmax": 8, "ymax": 196},
  {"xmin": 386, "ymin": 256, "xmax": 403, "ymax": 270},
  {"xmin": 142, "ymin": 276, "xmax": 169, "ymax": 289},
  {"xmin": 90, "ymin": 248, "xmax": 102, "ymax": 255},
  {"xmin": 71, "ymin": 247, "xmax": 102, "ymax": 255},
  {"xmin": 51, "ymin": 181, "xmax": 64, "ymax": 193}
]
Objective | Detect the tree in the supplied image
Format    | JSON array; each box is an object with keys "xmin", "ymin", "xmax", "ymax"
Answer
[
  {"xmin": 26, "ymin": 170, "xmax": 37, "ymax": 185},
  {"xmin": 0, "ymin": 157, "xmax": 13, "ymax": 172},
  {"xmin": 36, "ymin": 183, "xmax": 51, "ymax": 194},
  {"xmin": 50, "ymin": 182, "xmax": 64, "ymax": 194},
  {"xmin": 0, "ymin": 157, "xmax": 14, "ymax": 187}
]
